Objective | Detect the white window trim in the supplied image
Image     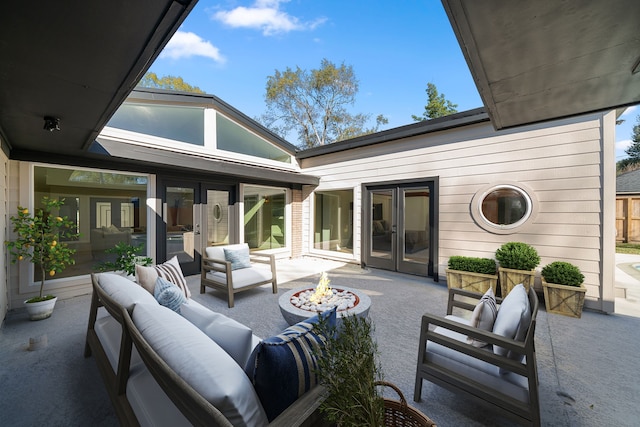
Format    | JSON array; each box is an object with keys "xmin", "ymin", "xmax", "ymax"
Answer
[{"xmin": 470, "ymin": 181, "xmax": 539, "ymax": 234}]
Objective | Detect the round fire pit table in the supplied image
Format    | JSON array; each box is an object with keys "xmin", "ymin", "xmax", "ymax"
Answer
[{"xmin": 278, "ymin": 286, "xmax": 371, "ymax": 326}]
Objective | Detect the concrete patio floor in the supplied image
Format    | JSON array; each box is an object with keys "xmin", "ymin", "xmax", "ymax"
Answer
[{"xmin": 1, "ymin": 255, "xmax": 639, "ymax": 426}]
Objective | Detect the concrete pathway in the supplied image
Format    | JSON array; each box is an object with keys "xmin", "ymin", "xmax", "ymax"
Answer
[{"xmin": 615, "ymin": 252, "xmax": 640, "ymax": 317}]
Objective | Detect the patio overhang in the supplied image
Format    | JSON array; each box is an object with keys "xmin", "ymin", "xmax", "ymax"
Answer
[
  {"xmin": 442, "ymin": 0, "xmax": 640, "ymax": 130},
  {"xmin": 0, "ymin": 0, "xmax": 198, "ymax": 158}
]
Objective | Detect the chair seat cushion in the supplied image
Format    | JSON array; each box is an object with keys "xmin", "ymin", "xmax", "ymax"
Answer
[
  {"xmin": 428, "ymin": 316, "xmax": 529, "ymax": 403},
  {"xmin": 206, "ymin": 267, "xmax": 273, "ymax": 289},
  {"xmin": 132, "ymin": 303, "xmax": 268, "ymax": 427}
]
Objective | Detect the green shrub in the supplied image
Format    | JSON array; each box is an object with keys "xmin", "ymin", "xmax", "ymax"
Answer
[
  {"xmin": 447, "ymin": 256, "xmax": 497, "ymax": 275},
  {"xmin": 495, "ymin": 242, "xmax": 540, "ymax": 271},
  {"xmin": 541, "ymin": 261, "xmax": 584, "ymax": 287}
]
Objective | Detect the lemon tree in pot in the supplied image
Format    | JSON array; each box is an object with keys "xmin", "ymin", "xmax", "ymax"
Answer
[
  {"xmin": 5, "ymin": 197, "xmax": 79, "ymax": 320},
  {"xmin": 541, "ymin": 261, "xmax": 586, "ymax": 318},
  {"xmin": 446, "ymin": 256, "xmax": 498, "ymax": 294},
  {"xmin": 495, "ymin": 241, "xmax": 540, "ymax": 296}
]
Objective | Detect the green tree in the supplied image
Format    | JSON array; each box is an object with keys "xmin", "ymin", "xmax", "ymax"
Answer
[
  {"xmin": 138, "ymin": 72, "xmax": 205, "ymax": 93},
  {"xmin": 617, "ymin": 114, "xmax": 640, "ymax": 174},
  {"xmin": 260, "ymin": 59, "xmax": 387, "ymax": 148},
  {"xmin": 5, "ymin": 197, "xmax": 79, "ymax": 302},
  {"xmin": 412, "ymin": 82, "xmax": 458, "ymax": 121}
]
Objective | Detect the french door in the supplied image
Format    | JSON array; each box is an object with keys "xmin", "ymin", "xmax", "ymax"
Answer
[
  {"xmin": 162, "ymin": 181, "xmax": 233, "ymax": 276},
  {"xmin": 364, "ymin": 180, "xmax": 437, "ymax": 278}
]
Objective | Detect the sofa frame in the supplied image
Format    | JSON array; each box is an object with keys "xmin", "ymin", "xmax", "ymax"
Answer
[
  {"xmin": 85, "ymin": 274, "xmax": 327, "ymax": 426},
  {"xmin": 200, "ymin": 244, "xmax": 278, "ymax": 308},
  {"xmin": 414, "ymin": 287, "xmax": 540, "ymax": 426}
]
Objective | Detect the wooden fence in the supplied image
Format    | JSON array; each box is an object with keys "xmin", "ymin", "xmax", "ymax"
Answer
[{"xmin": 616, "ymin": 196, "xmax": 640, "ymax": 243}]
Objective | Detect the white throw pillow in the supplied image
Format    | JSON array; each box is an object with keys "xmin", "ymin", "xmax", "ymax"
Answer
[
  {"xmin": 136, "ymin": 256, "xmax": 190, "ymax": 298},
  {"xmin": 132, "ymin": 303, "xmax": 268, "ymax": 426},
  {"xmin": 467, "ymin": 287, "xmax": 498, "ymax": 348},
  {"xmin": 492, "ymin": 283, "xmax": 531, "ymax": 361}
]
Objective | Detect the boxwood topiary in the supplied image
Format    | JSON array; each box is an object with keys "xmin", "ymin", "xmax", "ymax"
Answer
[
  {"xmin": 495, "ymin": 242, "xmax": 540, "ymax": 271},
  {"xmin": 541, "ymin": 261, "xmax": 584, "ymax": 287},
  {"xmin": 447, "ymin": 256, "xmax": 497, "ymax": 275}
]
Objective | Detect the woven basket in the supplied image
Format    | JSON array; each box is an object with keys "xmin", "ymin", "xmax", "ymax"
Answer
[{"xmin": 376, "ymin": 381, "xmax": 436, "ymax": 427}]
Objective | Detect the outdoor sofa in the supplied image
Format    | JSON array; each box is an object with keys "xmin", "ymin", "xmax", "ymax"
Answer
[
  {"xmin": 85, "ymin": 272, "xmax": 328, "ymax": 426},
  {"xmin": 414, "ymin": 285, "xmax": 540, "ymax": 426}
]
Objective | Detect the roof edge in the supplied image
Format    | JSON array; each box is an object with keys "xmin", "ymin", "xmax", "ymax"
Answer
[{"xmin": 296, "ymin": 107, "xmax": 489, "ymax": 159}]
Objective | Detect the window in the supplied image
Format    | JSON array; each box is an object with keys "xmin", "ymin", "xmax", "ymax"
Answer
[
  {"xmin": 33, "ymin": 166, "xmax": 149, "ymax": 281},
  {"xmin": 243, "ymin": 185, "xmax": 286, "ymax": 250},
  {"xmin": 313, "ymin": 190, "xmax": 353, "ymax": 254},
  {"xmin": 107, "ymin": 103, "xmax": 204, "ymax": 146},
  {"xmin": 217, "ymin": 114, "xmax": 291, "ymax": 163},
  {"xmin": 471, "ymin": 183, "xmax": 537, "ymax": 234}
]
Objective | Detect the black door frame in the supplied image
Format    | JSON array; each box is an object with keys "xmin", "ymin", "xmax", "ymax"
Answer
[
  {"xmin": 362, "ymin": 177, "xmax": 439, "ymax": 280},
  {"xmin": 158, "ymin": 179, "xmax": 237, "ymax": 276}
]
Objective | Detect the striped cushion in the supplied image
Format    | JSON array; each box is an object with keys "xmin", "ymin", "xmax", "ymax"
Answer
[
  {"xmin": 154, "ymin": 277, "xmax": 186, "ymax": 313},
  {"xmin": 245, "ymin": 308, "xmax": 337, "ymax": 421},
  {"xmin": 136, "ymin": 256, "xmax": 191, "ymax": 299},
  {"xmin": 467, "ymin": 287, "xmax": 498, "ymax": 348}
]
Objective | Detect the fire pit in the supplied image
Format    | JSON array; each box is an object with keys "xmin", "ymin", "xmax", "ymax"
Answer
[{"xmin": 278, "ymin": 273, "xmax": 371, "ymax": 325}]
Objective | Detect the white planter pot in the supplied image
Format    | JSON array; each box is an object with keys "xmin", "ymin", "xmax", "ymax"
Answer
[{"xmin": 24, "ymin": 296, "xmax": 58, "ymax": 321}]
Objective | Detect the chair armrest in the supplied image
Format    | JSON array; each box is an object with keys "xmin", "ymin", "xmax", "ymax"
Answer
[
  {"xmin": 269, "ymin": 385, "xmax": 328, "ymax": 427},
  {"xmin": 250, "ymin": 252, "xmax": 276, "ymax": 264},
  {"xmin": 201, "ymin": 256, "xmax": 231, "ymax": 274},
  {"xmin": 446, "ymin": 287, "xmax": 503, "ymax": 315},
  {"xmin": 422, "ymin": 313, "xmax": 529, "ymax": 376}
]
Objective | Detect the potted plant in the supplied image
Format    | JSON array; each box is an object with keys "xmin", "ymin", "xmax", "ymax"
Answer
[
  {"xmin": 5, "ymin": 197, "xmax": 79, "ymax": 320},
  {"xmin": 314, "ymin": 314, "xmax": 385, "ymax": 425},
  {"xmin": 313, "ymin": 314, "xmax": 434, "ymax": 426},
  {"xmin": 541, "ymin": 261, "xmax": 587, "ymax": 318},
  {"xmin": 97, "ymin": 241, "xmax": 152, "ymax": 280},
  {"xmin": 495, "ymin": 241, "xmax": 540, "ymax": 296},
  {"xmin": 446, "ymin": 256, "xmax": 498, "ymax": 294}
]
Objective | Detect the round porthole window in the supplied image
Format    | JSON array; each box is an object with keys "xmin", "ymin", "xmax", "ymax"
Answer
[
  {"xmin": 212, "ymin": 203, "xmax": 222, "ymax": 222},
  {"xmin": 471, "ymin": 183, "xmax": 537, "ymax": 234}
]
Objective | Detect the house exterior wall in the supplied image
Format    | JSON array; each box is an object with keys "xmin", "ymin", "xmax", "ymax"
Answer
[{"xmin": 299, "ymin": 112, "xmax": 616, "ymax": 312}]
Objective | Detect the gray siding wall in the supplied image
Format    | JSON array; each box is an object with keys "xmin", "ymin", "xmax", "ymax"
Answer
[{"xmin": 300, "ymin": 112, "xmax": 616, "ymax": 312}]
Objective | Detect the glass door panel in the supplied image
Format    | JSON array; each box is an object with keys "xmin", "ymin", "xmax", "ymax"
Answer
[
  {"xmin": 166, "ymin": 186, "xmax": 196, "ymax": 270},
  {"xmin": 205, "ymin": 189, "xmax": 230, "ymax": 246},
  {"xmin": 398, "ymin": 188, "xmax": 430, "ymax": 275},
  {"xmin": 367, "ymin": 190, "xmax": 395, "ymax": 270}
]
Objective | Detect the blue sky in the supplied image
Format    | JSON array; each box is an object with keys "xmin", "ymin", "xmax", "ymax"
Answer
[{"xmin": 147, "ymin": 0, "xmax": 637, "ymax": 158}]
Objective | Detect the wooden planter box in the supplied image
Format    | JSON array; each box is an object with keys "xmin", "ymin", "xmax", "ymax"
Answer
[
  {"xmin": 446, "ymin": 269, "xmax": 498, "ymax": 294},
  {"xmin": 542, "ymin": 279, "xmax": 587, "ymax": 318},
  {"xmin": 498, "ymin": 267, "xmax": 536, "ymax": 297}
]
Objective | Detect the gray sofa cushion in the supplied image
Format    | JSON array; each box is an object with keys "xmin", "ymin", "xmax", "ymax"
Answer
[
  {"xmin": 180, "ymin": 299, "xmax": 257, "ymax": 367},
  {"xmin": 132, "ymin": 303, "xmax": 268, "ymax": 427},
  {"xmin": 96, "ymin": 272, "xmax": 157, "ymax": 311}
]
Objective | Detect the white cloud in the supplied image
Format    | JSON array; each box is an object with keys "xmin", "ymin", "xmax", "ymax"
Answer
[
  {"xmin": 616, "ymin": 139, "xmax": 633, "ymax": 157},
  {"xmin": 621, "ymin": 105, "xmax": 637, "ymax": 117},
  {"xmin": 213, "ymin": 0, "xmax": 326, "ymax": 36},
  {"xmin": 160, "ymin": 31, "xmax": 226, "ymax": 63}
]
